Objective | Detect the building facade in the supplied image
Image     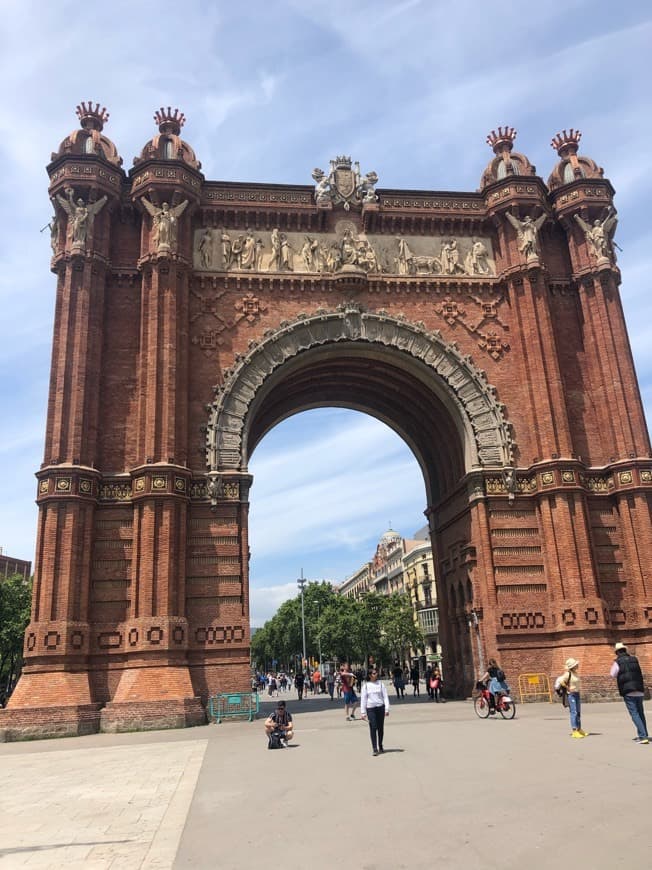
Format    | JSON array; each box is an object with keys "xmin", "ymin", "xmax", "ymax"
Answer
[
  {"xmin": 2, "ymin": 107, "xmax": 651, "ymax": 739},
  {"xmin": 339, "ymin": 526, "xmax": 440, "ymax": 671},
  {"xmin": 0, "ymin": 549, "xmax": 31, "ymax": 581}
]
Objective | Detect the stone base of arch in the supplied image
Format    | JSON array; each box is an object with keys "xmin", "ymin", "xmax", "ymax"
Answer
[
  {"xmin": 0, "ymin": 704, "xmax": 103, "ymax": 742},
  {"xmin": 99, "ymin": 697, "xmax": 206, "ymax": 734}
]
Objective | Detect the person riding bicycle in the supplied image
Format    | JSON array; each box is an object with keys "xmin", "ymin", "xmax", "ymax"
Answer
[{"xmin": 479, "ymin": 658, "xmax": 509, "ymax": 714}]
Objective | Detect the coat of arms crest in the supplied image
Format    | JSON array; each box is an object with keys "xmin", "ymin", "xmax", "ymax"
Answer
[{"xmin": 311, "ymin": 156, "xmax": 378, "ymax": 211}]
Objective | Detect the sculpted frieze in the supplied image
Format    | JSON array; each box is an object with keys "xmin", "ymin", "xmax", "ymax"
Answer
[{"xmin": 193, "ymin": 223, "xmax": 496, "ymax": 278}]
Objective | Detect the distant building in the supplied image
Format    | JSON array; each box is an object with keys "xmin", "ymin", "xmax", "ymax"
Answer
[
  {"xmin": 337, "ymin": 526, "xmax": 440, "ymax": 671},
  {"xmin": 0, "ymin": 548, "xmax": 31, "ymax": 580},
  {"xmin": 339, "ymin": 561, "xmax": 373, "ymax": 599}
]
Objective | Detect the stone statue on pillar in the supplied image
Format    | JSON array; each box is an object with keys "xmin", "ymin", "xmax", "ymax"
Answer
[
  {"xmin": 574, "ymin": 207, "xmax": 617, "ymax": 266},
  {"xmin": 141, "ymin": 197, "xmax": 189, "ymax": 252},
  {"xmin": 505, "ymin": 211, "xmax": 547, "ymax": 264},
  {"xmin": 56, "ymin": 187, "xmax": 107, "ymax": 251}
]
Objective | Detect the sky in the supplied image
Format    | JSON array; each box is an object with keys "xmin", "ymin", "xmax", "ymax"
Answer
[{"xmin": 0, "ymin": 1, "xmax": 650, "ymax": 626}]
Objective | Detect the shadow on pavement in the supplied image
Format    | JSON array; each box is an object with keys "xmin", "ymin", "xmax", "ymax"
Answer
[{"xmin": 254, "ymin": 691, "xmax": 452, "ymax": 717}]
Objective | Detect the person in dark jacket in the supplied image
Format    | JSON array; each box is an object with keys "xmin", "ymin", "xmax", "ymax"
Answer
[
  {"xmin": 610, "ymin": 642, "xmax": 649, "ymax": 744},
  {"xmin": 425, "ymin": 664, "xmax": 434, "ymax": 700}
]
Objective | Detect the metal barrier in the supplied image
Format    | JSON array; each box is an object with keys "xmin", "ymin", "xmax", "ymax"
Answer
[
  {"xmin": 517, "ymin": 673, "xmax": 553, "ymax": 704},
  {"xmin": 208, "ymin": 692, "xmax": 260, "ymax": 723}
]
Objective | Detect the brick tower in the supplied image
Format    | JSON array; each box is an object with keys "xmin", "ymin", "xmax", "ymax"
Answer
[{"xmin": 1, "ymin": 109, "xmax": 651, "ymax": 739}]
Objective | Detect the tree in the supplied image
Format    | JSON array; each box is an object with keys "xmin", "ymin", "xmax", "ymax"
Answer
[
  {"xmin": 379, "ymin": 592, "xmax": 424, "ymax": 664},
  {"xmin": 251, "ymin": 581, "xmax": 338, "ymax": 670},
  {"xmin": 251, "ymin": 584, "xmax": 424, "ymax": 673},
  {"xmin": 0, "ymin": 573, "xmax": 32, "ymax": 703}
]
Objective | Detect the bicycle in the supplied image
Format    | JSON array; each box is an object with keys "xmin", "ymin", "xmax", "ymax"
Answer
[{"xmin": 474, "ymin": 682, "xmax": 516, "ymax": 719}]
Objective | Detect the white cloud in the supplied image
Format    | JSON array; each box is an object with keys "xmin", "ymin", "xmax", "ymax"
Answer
[{"xmin": 0, "ymin": 1, "xmax": 651, "ymax": 598}]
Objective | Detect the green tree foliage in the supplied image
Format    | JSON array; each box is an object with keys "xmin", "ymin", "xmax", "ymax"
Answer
[
  {"xmin": 252, "ymin": 583, "xmax": 424, "ymax": 671},
  {"xmin": 0, "ymin": 573, "xmax": 32, "ymax": 701},
  {"xmin": 251, "ymin": 581, "xmax": 336, "ymax": 669},
  {"xmin": 379, "ymin": 592, "xmax": 424, "ymax": 663}
]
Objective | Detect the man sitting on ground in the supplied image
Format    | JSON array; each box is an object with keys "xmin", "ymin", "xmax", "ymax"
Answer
[{"xmin": 265, "ymin": 699, "xmax": 294, "ymax": 746}]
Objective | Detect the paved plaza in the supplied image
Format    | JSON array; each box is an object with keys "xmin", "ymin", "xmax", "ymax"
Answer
[{"xmin": 0, "ymin": 689, "xmax": 650, "ymax": 869}]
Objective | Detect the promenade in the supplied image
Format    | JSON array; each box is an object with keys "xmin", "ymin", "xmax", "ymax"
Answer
[{"xmin": 0, "ymin": 688, "xmax": 650, "ymax": 869}]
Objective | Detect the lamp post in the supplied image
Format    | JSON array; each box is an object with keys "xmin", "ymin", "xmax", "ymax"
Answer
[
  {"xmin": 316, "ymin": 602, "xmax": 322, "ymax": 671},
  {"xmin": 298, "ymin": 570, "xmax": 307, "ymax": 671}
]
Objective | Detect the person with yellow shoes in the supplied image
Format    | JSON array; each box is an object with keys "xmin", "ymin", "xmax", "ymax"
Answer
[{"xmin": 555, "ymin": 658, "xmax": 588, "ymax": 739}]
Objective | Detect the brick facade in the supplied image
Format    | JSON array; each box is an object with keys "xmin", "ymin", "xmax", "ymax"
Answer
[{"xmin": 2, "ymin": 110, "xmax": 651, "ymax": 740}]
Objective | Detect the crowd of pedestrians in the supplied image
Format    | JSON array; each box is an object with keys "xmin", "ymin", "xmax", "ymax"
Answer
[{"xmin": 258, "ymin": 641, "xmax": 651, "ymax": 752}]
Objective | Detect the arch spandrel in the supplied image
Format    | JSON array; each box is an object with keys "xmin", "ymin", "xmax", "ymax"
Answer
[{"xmin": 206, "ymin": 307, "xmax": 515, "ymax": 480}]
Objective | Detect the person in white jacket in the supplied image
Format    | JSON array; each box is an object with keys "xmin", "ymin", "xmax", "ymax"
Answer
[{"xmin": 360, "ymin": 668, "xmax": 390, "ymax": 756}]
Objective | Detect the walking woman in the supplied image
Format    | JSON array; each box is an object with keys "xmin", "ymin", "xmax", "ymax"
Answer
[
  {"xmin": 555, "ymin": 657, "xmax": 587, "ymax": 739},
  {"xmin": 361, "ymin": 667, "xmax": 390, "ymax": 756}
]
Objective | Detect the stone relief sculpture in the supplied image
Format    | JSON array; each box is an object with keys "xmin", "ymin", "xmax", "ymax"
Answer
[
  {"xmin": 198, "ymin": 228, "xmax": 213, "ymax": 268},
  {"xmin": 141, "ymin": 197, "xmax": 188, "ymax": 252},
  {"xmin": 56, "ymin": 187, "xmax": 107, "ymax": 249},
  {"xmin": 505, "ymin": 211, "xmax": 547, "ymax": 262},
  {"xmin": 301, "ymin": 236, "xmax": 318, "ymax": 270},
  {"xmin": 279, "ymin": 233, "xmax": 294, "ymax": 270},
  {"xmin": 574, "ymin": 207, "xmax": 617, "ymax": 265},
  {"xmin": 193, "ymin": 227, "xmax": 496, "ymax": 277},
  {"xmin": 440, "ymin": 239, "xmax": 465, "ymax": 275},
  {"xmin": 311, "ymin": 156, "xmax": 379, "ymax": 210},
  {"xmin": 465, "ymin": 239, "xmax": 491, "ymax": 275}
]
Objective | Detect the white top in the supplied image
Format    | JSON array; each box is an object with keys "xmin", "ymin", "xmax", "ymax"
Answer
[{"xmin": 361, "ymin": 679, "xmax": 390, "ymax": 715}]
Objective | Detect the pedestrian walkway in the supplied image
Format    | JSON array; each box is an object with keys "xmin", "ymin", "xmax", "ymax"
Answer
[{"xmin": 0, "ymin": 694, "xmax": 649, "ymax": 869}]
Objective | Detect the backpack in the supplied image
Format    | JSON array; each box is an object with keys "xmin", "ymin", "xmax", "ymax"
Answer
[
  {"xmin": 495, "ymin": 668, "xmax": 506, "ymax": 682},
  {"xmin": 268, "ymin": 729, "xmax": 283, "ymax": 750}
]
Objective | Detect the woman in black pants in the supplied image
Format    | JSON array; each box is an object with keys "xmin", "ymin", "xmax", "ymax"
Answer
[{"xmin": 360, "ymin": 668, "xmax": 390, "ymax": 756}]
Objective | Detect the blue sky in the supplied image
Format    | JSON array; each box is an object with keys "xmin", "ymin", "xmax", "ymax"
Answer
[{"xmin": 1, "ymin": 1, "xmax": 650, "ymax": 625}]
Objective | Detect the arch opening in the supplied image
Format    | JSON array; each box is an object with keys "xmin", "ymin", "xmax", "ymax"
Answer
[
  {"xmin": 206, "ymin": 308, "xmax": 515, "ymax": 494},
  {"xmin": 207, "ymin": 308, "xmax": 509, "ymax": 696}
]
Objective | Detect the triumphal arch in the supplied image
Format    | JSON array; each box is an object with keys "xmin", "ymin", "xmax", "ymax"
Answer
[{"xmin": 2, "ymin": 105, "xmax": 651, "ymax": 738}]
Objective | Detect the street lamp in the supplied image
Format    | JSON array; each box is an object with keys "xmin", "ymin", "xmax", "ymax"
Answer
[{"xmin": 298, "ymin": 570, "xmax": 307, "ymax": 671}]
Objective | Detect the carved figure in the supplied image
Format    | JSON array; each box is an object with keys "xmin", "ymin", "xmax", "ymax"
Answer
[
  {"xmin": 301, "ymin": 236, "xmax": 318, "ymax": 271},
  {"xmin": 231, "ymin": 234, "xmax": 244, "ymax": 269},
  {"xmin": 56, "ymin": 187, "xmax": 107, "ymax": 248},
  {"xmin": 240, "ymin": 229, "xmax": 256, "ymax": 270},
  {"xmin": 312, "ymin": 168, "xmax": 331, "ymax": 204},
  {"xmin": 255, "ymin": 238, "xmax": 265, "ymax": 271},
  {"xmin": 502, "ymin": 467, "xmax": 517, "ymax": 502},
  {"xmin": 466, "ymin": 239, "xmax": 490, "ymax": 275},
  {"xmin": 440, "ymin": 239, "xmax": 465, "ymax": 275},
  {"xmin": 141, "ymin": 197, "xmax": 188, "ymax": 251},
  {"xmin": 340, "ymin": 228, "xmax": 358, "ymax": 267},
  {"xmin": 574, "ymin": 207, "xmax": 617, "ymax": 263},
  {"xmin": 505, "ymin": 211, "xmax": 546, "ymax": 261},
  {"xmin": 358, "ymin": 239, "xmax": 380, "ymax": 273},
  {"xmin": 220, "ymin": 231, "xmax": 232, "ymax": 269},
  {"xmin": 207, "ymin": 474, "xmax": 223, "ymax": 504},
  {"xmin": 410, "ymin": 254, "xmax": 441, "ymax": 275},
  {"xmin": 48, "ymin": 213, "xmax": 59, "ymax": 255},
  {"xmin": 357, "ymin": 170, "xmax": 379, "ymax": 204},
  {"xmin": 270, "ymin": 228, "xmax": 282, "ymax": 271},
  {"xmin": 280, "ymin": 233, "xmax": 294, "ymax": 270},
  {"xmin": 198, "ymin": 229, "xmax": 213, "ymax": 268},
  {"xmin": 396, "ymin": 237, "xmax": 413, "ymax": 275}
]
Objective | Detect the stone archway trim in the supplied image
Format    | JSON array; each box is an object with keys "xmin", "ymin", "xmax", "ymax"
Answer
[{"xmin": 205, "ymin": 306, "xmax": 515, "ymax": 472}]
